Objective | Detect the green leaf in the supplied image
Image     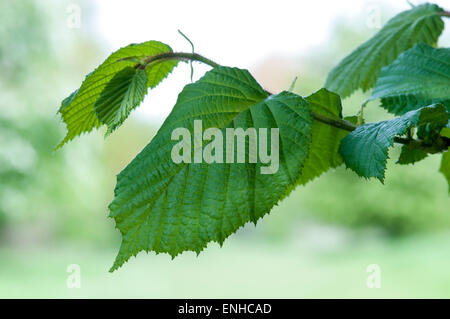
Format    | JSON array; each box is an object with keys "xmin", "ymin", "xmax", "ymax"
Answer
[
  {"xmin": 94, "ymin": 67, "xmax": 148, "ymax": 135},
  {"xmin": 440, "ymin": 149, "xmax": 450, "ymax": 194},
  {"xmin": 325, "ymin": 3, "xmax": 444, "ymax": 98},
  {"xmin": 59, "ymin": 89, "xmax": 79, "ymax": 112},
  {"xmin": 339, "ymin": 104, "xmax": 448, "ymax": 182},
  {"xmin": 371, "ymin": 44, "xmax": 450, "ymax": 115},
  {"xmin": 109, "ymin": 66, "xmax": 313, "ymax": 271},
  {"xmin": 57, "ymin": 40, "xmax": 178, "ymax": 148},
  {"xmin": 296, "ymin": 88, "xmax": 349, "ymax": 184},
  {"xmin": 441, "ymin": 127, "xmax": 450, "ymax": 139},
  {"xmin": 397, "ymin": 144, "xmax": 428, "ymax": 165}
]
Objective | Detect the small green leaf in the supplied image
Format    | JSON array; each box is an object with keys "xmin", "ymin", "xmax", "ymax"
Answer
[
  {"xmin": 109, "ymin": 66, "xmax": 313, "ymax": 271},
  {"xmin": 440, "ymin": 149, "xmax": 450, "ymax": 194},
  {"xmin": 397, "ymin": 144, "xmax": 428, "ymax": 165},
  {"xmin": 95, "ymin": 67, "xmax": 148, "ymax": 135},
  {"xmin": 339, "ymin": 104, "xmax": 448, "ymax": 182},
  {"xmin": 441, "ymin": 127, "xmax": 450, "ymax": 139},
  {"xmin": 57, "ymin": 41, "xmax": 178, "ymax": 148},
  {"xmin": 325, "ymin": 3, "xmax": 444, "ymax": 98},
  {"xmin": 371, "ymin": 44, "xmax": 450, "ymax": 115},
  {"xmin": 296, "ymin": 88, "xmax": 349, "ymax": 184}
]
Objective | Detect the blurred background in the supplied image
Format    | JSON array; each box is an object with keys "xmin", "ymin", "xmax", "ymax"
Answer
[{"xmin": 0, "ymin": 0, "xmax": 450, "ymax": 298}]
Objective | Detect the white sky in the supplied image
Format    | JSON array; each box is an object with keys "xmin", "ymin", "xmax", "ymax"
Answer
[{"xmin": 91, "ymin": 0, "xmax": 450, "ymax": 123}]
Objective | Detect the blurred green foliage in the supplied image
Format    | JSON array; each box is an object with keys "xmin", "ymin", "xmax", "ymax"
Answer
[
  {"xmin": 300, "ymin": 155, "xmax": 450, "ymax": 236},
  {"xmin": 0, "ymin": 0, "xmax": 115, "ymax": 246},
  {"xmin": 0, "ymin": 1, "xmax": 49, "ymax": 82}
]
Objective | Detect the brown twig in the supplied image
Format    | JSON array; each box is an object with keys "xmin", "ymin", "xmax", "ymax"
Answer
[{"xmin": 134, "ymin": 51, "xmax": 449, "ymax": 152}]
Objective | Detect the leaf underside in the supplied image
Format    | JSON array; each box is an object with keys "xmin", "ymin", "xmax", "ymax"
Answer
[
  {"xmin": 94, "ymin": 67, "xmax": 148, "ymax": 135},
  {"xmin": 339, "ymin": 104, "xmax": 448, "ymax": 182},
  {"xmin": 57, "ymin": 40, "xmax": 178, "ymax": 147},
  {"xmin": 325, "ymin": 3, "xmax": 444, "ymax": 98},
  {"xmin": 109, "ymin": 67, "xmax": 313, "ymax": 271},
  {"xmin": 371, "ymin": 43, "xmax": 450, "ymax": 115}
]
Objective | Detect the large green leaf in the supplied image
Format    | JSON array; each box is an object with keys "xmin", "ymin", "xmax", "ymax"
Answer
[
  {"xmin": 296, "ymin": 88, "xmax": 349, "ymax": 184},
  {"xmin": 325, "ymin": 3, "xmax": 444, "ymax": 98},
  {"xmin": 109, "ymin": 66, "xmax": 313, "ymax": 271},
  {"xmin": 440, "ymin": 149, "xmax": 450, "ymax": 193},
  {"xmin": 57, "ymin": 41, "xmax": 178, "ymax": 147},
  {"xmin": 94, "ymin": 67, "xmax": 148, "ymax": 135},
  {"xmin": 371, "ymin": 44, "xmax": 450, "ymax": 115},
  {"xmin": 339, "ymin": 104, "xmax": 448, "ymax": 182}
]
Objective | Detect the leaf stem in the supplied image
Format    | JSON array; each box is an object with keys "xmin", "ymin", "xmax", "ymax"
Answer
[
  {"xmin": 139, "ymin": 52, "xmax": 357, "ymax": 132},
  {"xmin": 440, "ymin": 10, "xmax": 450, "ymax": 18},
  {"xmin": 141, "ymin": 52, "xmax": 220, "ymax": 69},
  {"xmin": 310, "ymin": 114, "xmax": 448, "ymax": 150},
  {"xmin": 139, "ymin": 51, "xmax": 449, "ymax": 151},
  {"xmin": 311, "ymin": 112, "xmax": 357, "ymax": 131}
]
